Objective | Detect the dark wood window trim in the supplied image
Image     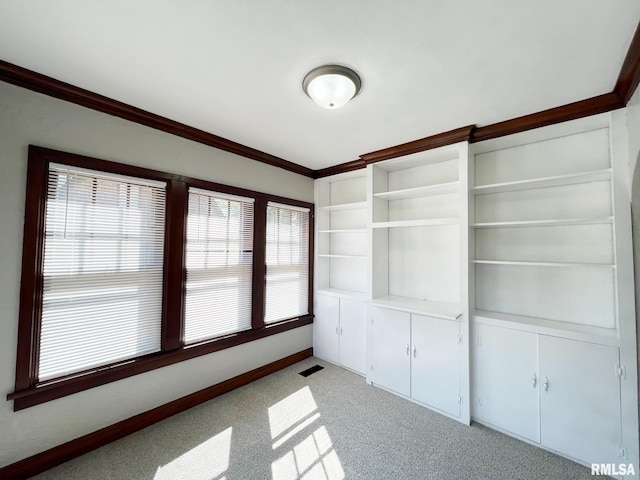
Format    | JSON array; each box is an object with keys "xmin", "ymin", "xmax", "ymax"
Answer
[{"xmin": 9, "ymin": 145, "xmax": 314, "ymax": 411}]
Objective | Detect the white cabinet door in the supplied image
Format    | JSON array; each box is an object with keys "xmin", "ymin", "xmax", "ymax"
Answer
[
  {"xmin": 338, "ymin": 298, "xmax": 367, "ymax": 375},
  {"xmin": 411, "ymin": 314, "xmax": 461, "ymax": 417},
  {"xmin": 473, "ymin": 324, "xmax": 540, "ymax": 442},
  {"xmin": 313, "ymin": 294, "xmax": 339, "ymax": 364},
  {"xmin": 539, "ymin": 335, "xmax": 621, "ymax": 465},
  {"xmin": 369, "ymin": 306, "xmax": 411, "ymax": 397}
]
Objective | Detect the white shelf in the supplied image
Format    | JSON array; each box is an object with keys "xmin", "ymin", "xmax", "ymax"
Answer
[
  {"xmin": 473, "ymin": 260, "xmax": 615, "ymax": 268},
  {"xmin": 472, "ymin": 168, "xmax": 612, "ymax": 195},
  {"xmin": 318, "ymin": 254, "xmax": 367, "ymax": 259},
  {"xmin": 472, "ymin": 217, "xmax": 614, "ymax": 228},
  {"xmin": 316, "ymin": 288, "xmax": 369, "ymax": 301},
  {"xmin": 371, "ymin": 295, "xmax": 462, "ymax": 321},
  {"xmin": 373, "ymin": 218, "xmax": 459, "ymax": 228},
  {"xmin": 319, "ymin": 201, "xmax": 367, "ymax": 211},
  {"xmin": 318, "ymin": 229, "xmax": 367, "ymax": 233},
  {"xmin": 472, "ymin": 310, "xmax": 619, "ymax": 346},
  {"xmin": 374, "ymin": 181, "xmax": 459, "ymax": 201}
]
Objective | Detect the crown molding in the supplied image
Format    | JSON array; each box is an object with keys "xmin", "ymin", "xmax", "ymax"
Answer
[
  {"xmin": 471, "ymin": 92, "xmax": 624, "ymax": 144},
  {"xmin": 313, "ymin": 158, "xmax": 366, "ymax": 179},
  {"xmin": 360, "ymin": 125, "xmax": 475, "ymax": 164},
  {"xmin": 0, "ymin": 60, "xmax": 314, "ymax": 178},
  {"xmin": 615, "ymin": 20, "xmax": 640, "ymax": 104}
]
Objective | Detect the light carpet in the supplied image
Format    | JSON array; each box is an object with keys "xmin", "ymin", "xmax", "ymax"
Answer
[{"xmin": 33, "ymin": 357, "xmax": 600, "ymax": 479}]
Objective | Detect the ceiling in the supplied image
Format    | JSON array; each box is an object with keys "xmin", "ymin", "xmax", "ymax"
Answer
[{"xmin": 0, "ymin": 1, "xmax": 639, "ymax": 171}]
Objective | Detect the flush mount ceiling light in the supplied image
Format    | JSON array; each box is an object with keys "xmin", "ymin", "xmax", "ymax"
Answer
[{"xmin": 303, "ymin": 65, "xmax": 362, "ymax": 109}]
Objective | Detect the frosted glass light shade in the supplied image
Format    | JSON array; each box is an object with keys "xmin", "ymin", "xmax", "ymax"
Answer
[{"xmin": 303, "ymin": 65, "xmax": 361, "ymax": 109}]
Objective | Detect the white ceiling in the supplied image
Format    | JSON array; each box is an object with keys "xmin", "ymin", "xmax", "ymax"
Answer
[{"xmin": 0, "ymin": 1, "xmax": 638, "ymax": 171}]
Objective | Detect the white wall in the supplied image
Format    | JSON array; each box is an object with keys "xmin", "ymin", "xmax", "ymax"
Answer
[
  {"xmin": 628, "ymin": 87, "xmax": 640, "ymax": 431},
  {"xmin": 0, "ymin": 81, "xmax": 314, "ymax": 468},
  {"xmin": 628, "ymin": 88, "xmax": 640, "ymax": 181}
]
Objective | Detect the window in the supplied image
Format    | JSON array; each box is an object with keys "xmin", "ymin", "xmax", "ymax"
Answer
[
  {"xmin": 265, "ymin": 202, "xmax": 311, "ymax": 323},
  {"xmin": 39, "ymin": 164, "xmax": 166, "ymax": 381},
  {"xmin": 11, "ymin": 146, "xmax": 313, "ymax": 410},
  {"xmin": 184, "ymin": 189, "xmax": 254, "ymax": 343}
]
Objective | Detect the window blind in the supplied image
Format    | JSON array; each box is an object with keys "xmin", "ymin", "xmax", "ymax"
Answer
[
  {"xmin": 265, "ymin": 202, "xmax": 310, "ymax": 323},
  {"xmin": 184, "ymin": 188, "xmax": 254, "ymax": 343},
  {"xmin": 39, "ymin": 164, "xmax": 166, "ymax": 381}
]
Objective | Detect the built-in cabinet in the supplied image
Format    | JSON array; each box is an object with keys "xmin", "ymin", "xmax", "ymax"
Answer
[
  {"xmin": 313, "ymin": 111, "xmax": 638, "ymax": 472},
  {"xmin": 369, "ymin": 306, "xmax": 462, "ymax": 418},
  {"xmin": 410, "ymin": 313, "xmax": 461, "ymax": 417},
  {"xmin": 313, "ymin": 294, "xmax": 367, "ymax": 375},
  {"xmin": 368, "ymin": 307, "xmax": 410, "ymax": 396},
  {"xmin": 539, "ymin": 335, "xmax": 621, "ymax": 466},
  {"xmin": 472, "ymin": 323, "xmax": 540, "ymax": 442},
  {"xmin": 473, "ymin": 322, "xmax": 622, "ymax": 466}
]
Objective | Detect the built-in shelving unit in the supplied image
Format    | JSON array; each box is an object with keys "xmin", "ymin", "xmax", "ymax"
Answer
[
  {"xmin": 315, "ymin": 171, "xmax": 369, "ymax": 298},
  {"xmin": 369, "ymin": 143, "xmax": 468, "ymax": 313},
  {"xmin": 366, "ymin": 141, "xmax": 470, "ymax": 424},
  {"xmin": 469, "ymin": 112, "xmax": 638, "ymax": 470},
  {"xmin": 314, "ymin": 170, "xmax": 370, "ymax": 376},
  {"xmin": 470, "ymin": 122, "xmax": 616, "ymax": 330},
  {"xmin": 313, "ymin": 112, "xmax": 638, "ymax": 470}
]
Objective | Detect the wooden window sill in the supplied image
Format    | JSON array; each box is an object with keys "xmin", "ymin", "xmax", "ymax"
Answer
[{"xmin": 8, "ymin": 316, "xmax": 313, "ymax": 411}]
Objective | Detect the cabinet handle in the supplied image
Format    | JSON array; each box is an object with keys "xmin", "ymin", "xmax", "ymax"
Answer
[
  {"xmin": 406, "ymin": 344, "xmax": 410, "ymax": 356},
  {"xmin": 531, "ymin": 373, "xmax": 537, "ymax": 388},
  {"xmin": 335, "ymin": 326, "xmax": 339, "ymax": 335},
  {"xmin": 413, "ymin": 347, "xmax": 417, "ymax": 358},
  {"xmin": 340, "ymin": 327, "xmax": 343, "ymax": 336},
  {"xmin": 543, "ymin": 376, "xmax": 549, "ymax": 393}
]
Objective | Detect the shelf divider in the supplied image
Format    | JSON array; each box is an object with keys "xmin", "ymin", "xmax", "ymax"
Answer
[
  {"xmin": 319, "ymin": 201, "xmax": 367, "ymax": 211},
  {"xmin": 374, "ymin": 181, "xmax": 459, "ymax": 200},
  {"xmin": 473, "ymin": 260, "xmax": 615, "ymax": 268},
  {"xmin": 472, "ymin": 168, "xmax": 612, "ymax": 195},
  {"xmin": 316, "ymin": 288, "xmax": 369, "ymax": 301},
  {"xmin": 373, "ymin": 218, "xmax": 459, "ymax": 228},
  {"xmin": 472, "ymin": 217, "xmax": 614, "ymax": 228},
  {"xmin": 371, "ymin": 295, "xmax": 462, "ymax": 321},
  {"xmin": 472, "ymin": 309, "xmax": 618, "ymax": 345}
]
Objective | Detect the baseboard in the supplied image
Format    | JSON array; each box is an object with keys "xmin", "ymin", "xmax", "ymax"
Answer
[{"xmin": 0, "ymin": 347, "xmax": 313, "ymax": 480}]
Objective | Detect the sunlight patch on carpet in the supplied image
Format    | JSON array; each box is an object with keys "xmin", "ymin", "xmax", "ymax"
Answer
[
  {"xmin": 154, "ymin": 426, "xmax": 232, "ymax": 480},
  {"xmin": 269, "ymin": 386, "xmax": 318, "ymax": 439},
  {"xmin": 269, "ymin": 387, "xmax": 344, "ymax": 480}
]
